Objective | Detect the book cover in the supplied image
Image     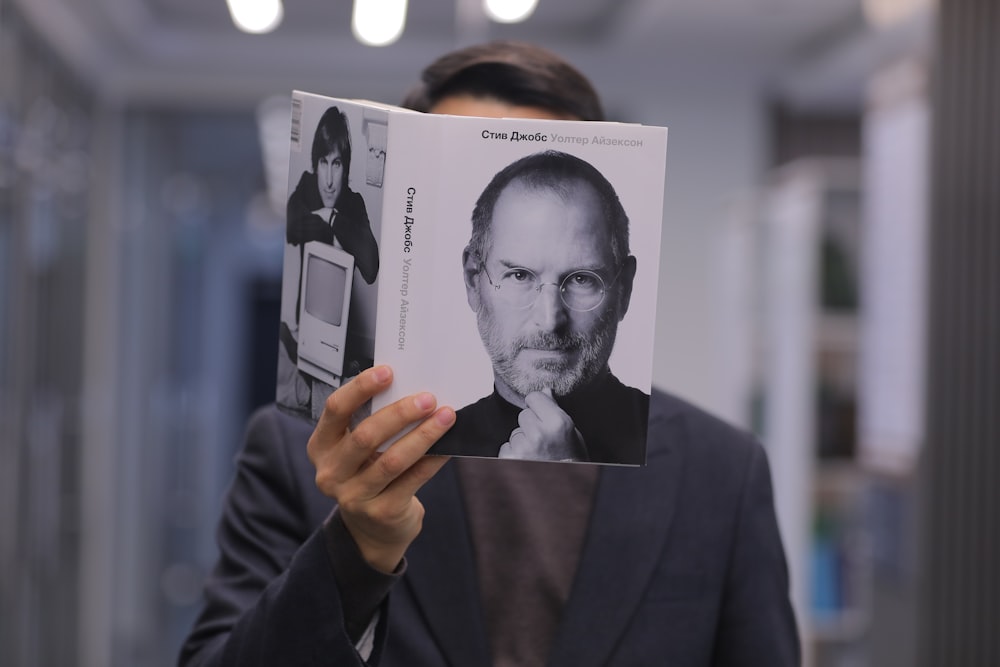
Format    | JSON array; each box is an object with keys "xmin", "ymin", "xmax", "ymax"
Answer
[
  {"xmin": 276, "ymin": 91, "xmax": 668, "ymax": 466},
  {"xmin": 276, "ymin": 94, "xmax": 395, "ymax": 421}
]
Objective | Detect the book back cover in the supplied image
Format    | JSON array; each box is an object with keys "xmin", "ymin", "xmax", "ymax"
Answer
[{"xmin": 276, "ymin": 93, "xmax": 389, "ymax": 422}]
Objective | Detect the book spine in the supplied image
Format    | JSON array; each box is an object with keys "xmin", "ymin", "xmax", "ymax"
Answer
[{"xmin": 372, "ymin": 111, "xmax": 439, "ymax": 416}]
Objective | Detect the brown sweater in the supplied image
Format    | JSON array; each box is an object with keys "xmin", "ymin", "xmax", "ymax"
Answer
[
  {"xmin": 456, "ymin": 458, "xmax": 598, "ymax": 667},
  {"xmin": 326, "ymin": 459, "xmax": 598, "ymax": 666}
]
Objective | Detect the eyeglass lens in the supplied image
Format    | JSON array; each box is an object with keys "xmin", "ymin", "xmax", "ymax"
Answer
[{"xmin": 494, "ymin": 268, "xmax": 607, "ymax": 311}]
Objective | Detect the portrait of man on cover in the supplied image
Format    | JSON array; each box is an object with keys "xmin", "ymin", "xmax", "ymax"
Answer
[{"xmin": 430, "ymin": 150, "xmax": 649, "ymax": 465}]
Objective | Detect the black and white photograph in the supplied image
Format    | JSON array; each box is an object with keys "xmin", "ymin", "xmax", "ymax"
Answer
[
  {"xmin": 372, "ymin": 110, "xmax": 668, "ymax": 465},
  {"xmin": 426, "ymin": 150, "xmax": 652, "ymax": 464},
  {"xmin": 276, "ymin": 98, "xmax": 387, "ymax": 421}
]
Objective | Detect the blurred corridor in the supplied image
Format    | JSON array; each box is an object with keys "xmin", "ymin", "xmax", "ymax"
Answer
[{"xmin": 1, "ymin": 0, "xmax": 997, "ymax": 665}]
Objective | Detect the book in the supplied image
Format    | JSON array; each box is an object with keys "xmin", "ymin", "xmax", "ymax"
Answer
[{"xmin": 276, "ymin": 91, "xmax": 668, "ymax": 465}]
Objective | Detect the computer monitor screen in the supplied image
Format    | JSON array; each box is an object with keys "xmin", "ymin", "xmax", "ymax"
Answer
[
  {"xmin": 304, "ymin": 254, "xmax": 348, "ymax": 325},
  {"xmin": 297, "ymin": 241, "xmax": 355, "ymax": 386}
]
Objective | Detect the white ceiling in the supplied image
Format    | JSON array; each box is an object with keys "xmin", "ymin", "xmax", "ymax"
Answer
[{"xmin": 14, "ymin": 0, "xmax": 924, "ymax": 110}]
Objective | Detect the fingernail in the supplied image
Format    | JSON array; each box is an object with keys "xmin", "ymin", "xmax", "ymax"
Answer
[
  {"xmin": 413, "ymin": 392, "xmax": 435, "ymax": 411},
  {"xmin": 373, "ymin": 366, "xmax": 391, "ymax": 383},
  {"xmin": 435, "ymin": 407, "xmax": 456, "ymax": 427}
]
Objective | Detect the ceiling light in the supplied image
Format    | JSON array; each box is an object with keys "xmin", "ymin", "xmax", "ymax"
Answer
[
  {"xmin": 483, "ymin": 0, "xmax": 538, "ymax": 24},
  {"xmin": 862, "ymin": 0, "xmax": 930, "ymax": 28},
  {"xmin": 352, "ymin": 0, "xmax": 408, "ymax": 47},
  {"xmin": 226, "ymin": 0, "xmax": 284, "ymax": 34}
]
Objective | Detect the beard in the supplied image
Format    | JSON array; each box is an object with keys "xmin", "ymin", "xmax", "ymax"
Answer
[{"xmin": 475, "ymin": 303, "xmax": 619, "ymax": 398}]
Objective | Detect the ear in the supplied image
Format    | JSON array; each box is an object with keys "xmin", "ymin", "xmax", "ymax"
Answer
[
  {"xmin": 463, "ymin": 246, "xmax": 483, "ymax": 312},
  {"xmin": 615, "ymin": 255, "xmax": 637, "ymax": 321}
]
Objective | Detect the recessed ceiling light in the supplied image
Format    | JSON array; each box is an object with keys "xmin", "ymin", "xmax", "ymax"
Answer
[
  {"xmin": 226, "ymin": 0, "xmax": 284, "ymax": 34},
  {"xmin": 483, "ymin": 0, "xmax": 539, "ymax": 24},
  {"xmin": 353, "ymin": 0, "xmax": 409, "ymax": 47}
]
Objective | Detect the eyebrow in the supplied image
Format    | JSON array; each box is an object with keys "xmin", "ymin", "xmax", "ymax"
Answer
[{"xmin": 493, "ymin": 257, "xmax": 613, "ymax": 276}]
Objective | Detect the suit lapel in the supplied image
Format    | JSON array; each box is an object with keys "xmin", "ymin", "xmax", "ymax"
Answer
[
  {"xmin": 548, "ymin": 406, "xmax": 688, "ymax": 666},
  {"xmin": 403, "ymin": 461, "xmax": 492, "ymax": 666}
]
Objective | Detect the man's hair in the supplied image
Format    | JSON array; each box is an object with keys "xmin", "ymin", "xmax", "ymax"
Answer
[
  {"xmin": 311, "ymin": 105, "xmax": 352, "ymax": 186},
  {"xmin": 400, "ymin": 41, "xmax": 605, "ymax": 122},
  {"xmin": 468, "ymin": 150, "xmax": 630, "ymax": 269}
]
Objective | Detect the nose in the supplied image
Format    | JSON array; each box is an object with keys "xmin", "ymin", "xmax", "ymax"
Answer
[
  {"xmin": 531, "ymin": 283, "xmax": 569, "ymax": 332},
  {"xmin": 323, "ymin": 168, "xmax": 334, "ymax": 188}
]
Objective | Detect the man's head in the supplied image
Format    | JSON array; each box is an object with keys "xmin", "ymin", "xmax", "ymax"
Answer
[
  {"xmin": 403, "ymin": 42, "xmax": 623, "ymax": 404},
  {"xmin": 400, "ymin": 40, "xmax": 605, "ymax": 122},
  {"xmin": 462, "ymin": 151, "xmax": 636, "ymax": 403},
  {"xmin": 311, "ymin": 105, "xmax": 352, "ymax": 209}
]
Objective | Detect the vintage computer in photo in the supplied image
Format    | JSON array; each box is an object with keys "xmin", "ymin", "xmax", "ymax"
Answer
[{"xmin": 296, "ymin": 240, "xmax": 355, "ymax": 387}]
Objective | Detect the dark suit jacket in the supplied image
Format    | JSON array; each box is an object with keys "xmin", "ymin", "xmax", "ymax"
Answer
[{"xmin": 179, "ymin": 390, "xmax": 800, "ymax": 666}]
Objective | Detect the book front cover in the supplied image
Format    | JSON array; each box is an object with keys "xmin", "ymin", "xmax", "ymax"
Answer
[{"xmin": 374, "ymin": 114, "xmax": 668, "ymax": 466}]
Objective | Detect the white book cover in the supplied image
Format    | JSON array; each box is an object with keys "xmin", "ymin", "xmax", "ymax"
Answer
[{"xmin": 276, "ymin": 91, "xmax": 668, "ymax": 466}]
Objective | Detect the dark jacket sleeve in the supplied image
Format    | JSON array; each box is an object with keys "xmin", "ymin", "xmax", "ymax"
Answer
[
  {"xmin": 285, "ymin": 175, "xmax": 379, "ymax": 285},
  {"xmin": 330, "ymin": 190, "xmax": 379, "ymax": 285},
  {"xmin": 177, "ymin": 407, "xmax": 377, "ymax": 667},
  {"xmin": 712, "ymin": 442, "xmax": 801, "ymax": 666}
]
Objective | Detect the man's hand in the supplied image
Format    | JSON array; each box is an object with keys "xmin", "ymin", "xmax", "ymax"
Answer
[
  {"xmin": 308, "ymin": 365, "xmax": 454, "ymax": 573},
  {"xmin": 497, "ymin": 388, "xmax": 588, "ymax": 461}
]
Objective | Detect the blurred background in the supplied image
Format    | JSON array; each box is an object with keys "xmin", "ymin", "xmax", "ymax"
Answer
[{"xmin": 1, "ymin": 0, "xmax": 997, "ymax": 665}]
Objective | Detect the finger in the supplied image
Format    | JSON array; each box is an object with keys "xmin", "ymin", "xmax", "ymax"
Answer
[
  {"xmin": 519, "ymin": 393, "xmax": 559, "ymax": 440},
  {"xmin": 517, "ymin": 408, "xmax": 542, "ymax": 434},
  {"xmin": 335, "ymin": 392, "xmax": 444, "ymax": 479},
  {"xmin": 357, "ymin": 406, "xmax": 456, "ymax": 497},
  {"xmin": 309, "ymin": 366, "xmax": 394, "ymax": 474},
  {"xmin": 498, "ymin": 441, "xmax": 520, "ymax": 459},
  {"xmin": 381, "ymin": 443, "xmax": 452, "ymax": 502},
  {"xmin": 524, "ymin": 390, "xmax": 568, "ymax": 422},
  {"xmin": 498, "ymin": 437, "xmax": 541, "ymax": 461},
  {"xmin": 315, "ymin": 365, "xmax": 393, "ymax": 439}
]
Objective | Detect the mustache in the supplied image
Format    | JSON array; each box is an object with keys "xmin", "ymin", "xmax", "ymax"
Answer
[{"xmin": 513, "ymin": 332, "xmax": 585, "ymax": 353}]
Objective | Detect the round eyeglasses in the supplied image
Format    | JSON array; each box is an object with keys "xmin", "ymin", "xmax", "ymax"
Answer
[{"xmin": 480, "ymin": 262, "xmax": 623, "ymax": 312}]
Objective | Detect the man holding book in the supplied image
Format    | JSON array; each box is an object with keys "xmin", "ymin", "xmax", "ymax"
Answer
[
  {"xmin": 180, "ymin": 41, "xmax": 799, "ymax": 667},
  {"xmin": 429, "ymin": 149, "xmax": 647, "ymax": 464}
]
